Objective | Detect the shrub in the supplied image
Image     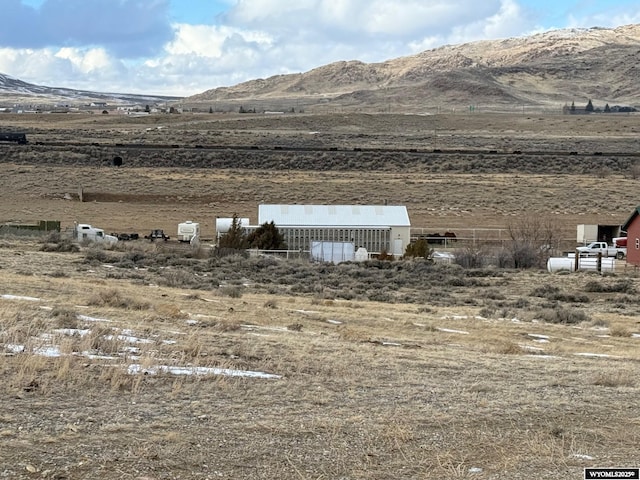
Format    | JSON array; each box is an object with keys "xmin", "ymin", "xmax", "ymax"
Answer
[
  {"xmin": 404, "ymin": 239, "xmax": 431, "ymax": 258},
  {"xmin": 531, "ymin": 284, "xmax": 588, "ymax": 303},
  {"xmin": 507, "ymin": 215, "xmax": 557, "ymax": 269},
  {"xmin": 537, "ymin": 306, "xmax": 590, "ymax": 324},
  {"xmin": 454, "ymin": 247, "xmax": 485, "ymax": 268},
  {"xmin": 368, "ymin": 290, "xmax": 394, "ymax": 303},
  {"xmin": 246, "ymin": 221, "xmax": 287, "ymax": 250},
  {"xmin": 217, "ymin": 214, "xmax": 248, "ymax": 251},
  {"xmin": 87, "ymin": 288, "xmax": 150, "ymax": 310},
  {"xmin": 40, "ymin": 231, "xmax": 80, "ymax": 253},
  {"xmin": 220, "ymin": 285, "xmax": 243, "ymax": 298},
  {"xmin": 377, "ymin": 250, "xmax": 393, "ymax": 261},
  {"xmin": 84, "ymin": 246, "xmax": 118, "ymax": 264},
  {"xmin": 51, "ymin": 308, "xmax": 79, "ymax": 328},
  {"xmin": 584, "ymin": 279, "xmax": 635, "ymax": 294}
]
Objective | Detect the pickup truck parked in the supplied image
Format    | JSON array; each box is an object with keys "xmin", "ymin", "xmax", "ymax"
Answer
[{"xmin": 576, "ymin": 241, "xmax": 626, "ymax": 259}]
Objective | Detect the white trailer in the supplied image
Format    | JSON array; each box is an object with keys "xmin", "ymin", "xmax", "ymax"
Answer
[
  {"xmin": 177, "ymin": 221, "xmax": 200, "ymax": 242},
  {"xmin": 74, "ymin": 223, "xmax": 118, "ymax": 245}
]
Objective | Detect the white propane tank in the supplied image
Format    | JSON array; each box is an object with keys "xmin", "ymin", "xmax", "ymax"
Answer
[
  {"xmin": 547, "ymin": 257, "xmax": 575, "ymax": 273},
  {"xmin": 547, "ymin": 257, "xmax": 616, "ymax": 273}
]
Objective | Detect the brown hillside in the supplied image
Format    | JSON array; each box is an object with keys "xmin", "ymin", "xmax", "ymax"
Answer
[{"xmin": 186, "ymin": 24, "xmax": 640, "ymax": 111}]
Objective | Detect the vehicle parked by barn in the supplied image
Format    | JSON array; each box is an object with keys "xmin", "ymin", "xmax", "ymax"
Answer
[{"xmin": 576, "ymin": 241, "xmax": 626, "ymax": 259}]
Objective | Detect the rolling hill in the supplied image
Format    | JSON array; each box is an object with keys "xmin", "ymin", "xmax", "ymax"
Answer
[
  {"xmin": 185, "ymin": 24, "xmax": 640, "ymax": 112},
  {"xmin": 0, "ymin": 72, "xmax": 181, "ymax": 106},
  {"xmin": 1, "ymin": 24, "xmax": 639, "ymax": 112}
]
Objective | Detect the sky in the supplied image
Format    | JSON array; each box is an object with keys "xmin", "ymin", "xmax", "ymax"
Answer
[{"xmin": 1, "ymin": 0, "xmax": 639, "ymax": 97}]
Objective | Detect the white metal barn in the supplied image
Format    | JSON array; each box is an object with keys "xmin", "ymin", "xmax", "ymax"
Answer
[{"xmin": 257, "ymin": 204, "xmax": 411, "ymax": 257}]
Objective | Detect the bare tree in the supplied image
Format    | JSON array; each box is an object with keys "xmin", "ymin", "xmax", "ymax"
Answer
[{"xmin": 507, "ymin": 215, "xmax": 558, "ymax": 269}]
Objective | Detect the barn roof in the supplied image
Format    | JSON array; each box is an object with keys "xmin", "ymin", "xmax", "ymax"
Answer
[
  {"xmin": 622, "ymin": 205, "xmax": 640, "ymax": 231},
  {"xmin": 258, "ymin": 205, "xmax": 410, "ymax": 227}
]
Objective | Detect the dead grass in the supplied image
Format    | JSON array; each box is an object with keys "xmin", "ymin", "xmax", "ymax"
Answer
[{"xmin": 1, "ymin": 113, "xmax": 640, "ymax": 478}]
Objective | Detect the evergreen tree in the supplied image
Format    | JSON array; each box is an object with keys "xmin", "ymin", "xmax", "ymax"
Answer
[
  {"xmin": 585, "ymin": 99, "xmax": 594, "ymax": 113},
  {"xmin": 604, "ymin": 103, "xmax": 611, "ymax": 113},
  {"xmin": 246, "ymin": 221, "xmax": 287, "ymax": 250},
  {"xmin": 217, "ymin": 214, "xmax": 248, "ymax": 249},
  {"xmin": 404, "ymin": 239, "xmax": 431, "ymax": 258},
  {"xmin": 570, "ymin": 101, "xmax": 576, "ymax": 113}
]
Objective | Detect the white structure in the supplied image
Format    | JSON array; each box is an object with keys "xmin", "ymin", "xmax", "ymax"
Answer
[
  {"xmin": 311, "ymin": 241, "xmax": 355, "ymax": 263},
  {"xmin": 215, "ymin": 217, "xmax": 250, "ymax": 241},
  {"xmin": 256, "ymin": 204, "xmax": 411, "ymax": 257},
  {"xmin": 547, "ymin": 256, "xmax": 615, "ymax": 273},
  {"xmin": 73, "ymin": 223, "xmax": 118, "ymax": 246},
  {"xmin": 577, "ymin": 224, "xmax": 623, "ymax": 245},
  {"xmin": 177, "ymin": 221, "xmax": 200, "ymax": 242}
]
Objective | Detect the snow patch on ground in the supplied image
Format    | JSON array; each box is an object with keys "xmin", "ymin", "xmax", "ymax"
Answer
[
  {"xmin": 437, "ymin": 327, "xmax": 469, "ymax": 335},
  {"xmin": 127, "ymin": 364, "xmax": 281, "ymax": 379},
  {"xmin": 574, "ymin": 352, "xmax": 620, "ymax": 358},
  {"xmin": 77, "ymin": 314, "xmax": 112, "ymax": 323},
  {"xmin": 571, "ymin": 453, "xmax": 595, "ymax": 460},
  {"xmin": 1, "ymin": 294, "xmax": 41, "ymax": 301}
]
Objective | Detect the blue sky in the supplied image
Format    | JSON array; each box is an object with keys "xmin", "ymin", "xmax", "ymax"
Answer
[{"xmin": 1, "ymin": 0, "xmax": 638, "ymax": 96}]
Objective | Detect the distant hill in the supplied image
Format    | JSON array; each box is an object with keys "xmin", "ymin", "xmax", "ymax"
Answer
[
  {"xmin": 0, "ymin": 73, "xmax": 181, "ymax": 106},
  {"xmin": 3, "ymin": 24, "xmax": 639, "ymax": 113},
  {"xmin": 185, "ymin": 24, "xmax": 640, "ymax": 113}
]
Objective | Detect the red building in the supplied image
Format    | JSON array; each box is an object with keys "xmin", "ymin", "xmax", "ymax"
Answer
[{"xmin": 622, "ymin": 206, "xmax": 640, "ymax": 266}]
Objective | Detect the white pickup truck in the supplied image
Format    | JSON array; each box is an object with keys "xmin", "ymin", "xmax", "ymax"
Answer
[{"xmin": 576, "ymin": 241, "xmax": 626, "ymax": 259}]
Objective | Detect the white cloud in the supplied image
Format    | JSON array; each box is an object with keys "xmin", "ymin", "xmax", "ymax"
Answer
[
  {"xmin": 54, "ymin": 48, "xmax": 115, "ymax": 74},
  {"xmin": 567, "ymin": 9, "xmax": 640, "ymax": 29},
  {"xmin": 0, "ymin": 0, "xmax": 638, "ymax": 97},
  {"xmin": 165, "ymin": 24, "xmax": 273, "ymax": 58},
  {"xmin": 446, "ymin": 0, "xmax": 534, "ymax": 44},
  {"xmin": 223, "ymin": 0, "xmax": 510, "ymax": 38},
  {"xmin": 0, "ymin": 46, "xmax": 126, "ymax": 90}
]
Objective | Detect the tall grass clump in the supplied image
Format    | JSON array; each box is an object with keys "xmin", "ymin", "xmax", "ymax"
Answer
[
  {"xmin": 40, "ymin": 231, "xmax": 80, "ymax": 253},
  {"xmin": 87, "ymin": 288, "xmax": 151, "ymax": 310}
]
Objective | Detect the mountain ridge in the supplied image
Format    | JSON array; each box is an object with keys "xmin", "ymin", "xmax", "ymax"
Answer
[
  {"xmin": 0, "ymin": 72, "xmax": 181, "ymax": 106},
  {"xmin": 1, "ymin": 24, "xmax": 639, "ymax": 111},
  {"xmin": 185, "ymin": 23, "xmax": 640, "ymax": 111}
]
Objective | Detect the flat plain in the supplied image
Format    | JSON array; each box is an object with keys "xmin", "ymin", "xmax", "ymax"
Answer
[{"xmin": 1, "ymin": 112, "xmax": 640, "ymax": 479}]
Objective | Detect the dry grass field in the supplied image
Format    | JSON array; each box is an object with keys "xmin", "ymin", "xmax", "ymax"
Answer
[{"xmin": 1, "ymin": 112, "xmax": 640, "ymax": 479}]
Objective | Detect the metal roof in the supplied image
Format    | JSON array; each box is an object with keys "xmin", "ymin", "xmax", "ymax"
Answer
[{"xmin": 258, "ymin": 205, "xmax": 410, "ymax": 227}]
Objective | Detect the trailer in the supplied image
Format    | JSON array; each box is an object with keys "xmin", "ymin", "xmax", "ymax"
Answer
[{"xmin": 177, "ymin": 221, "xmax": 200, "ymax": 242}]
